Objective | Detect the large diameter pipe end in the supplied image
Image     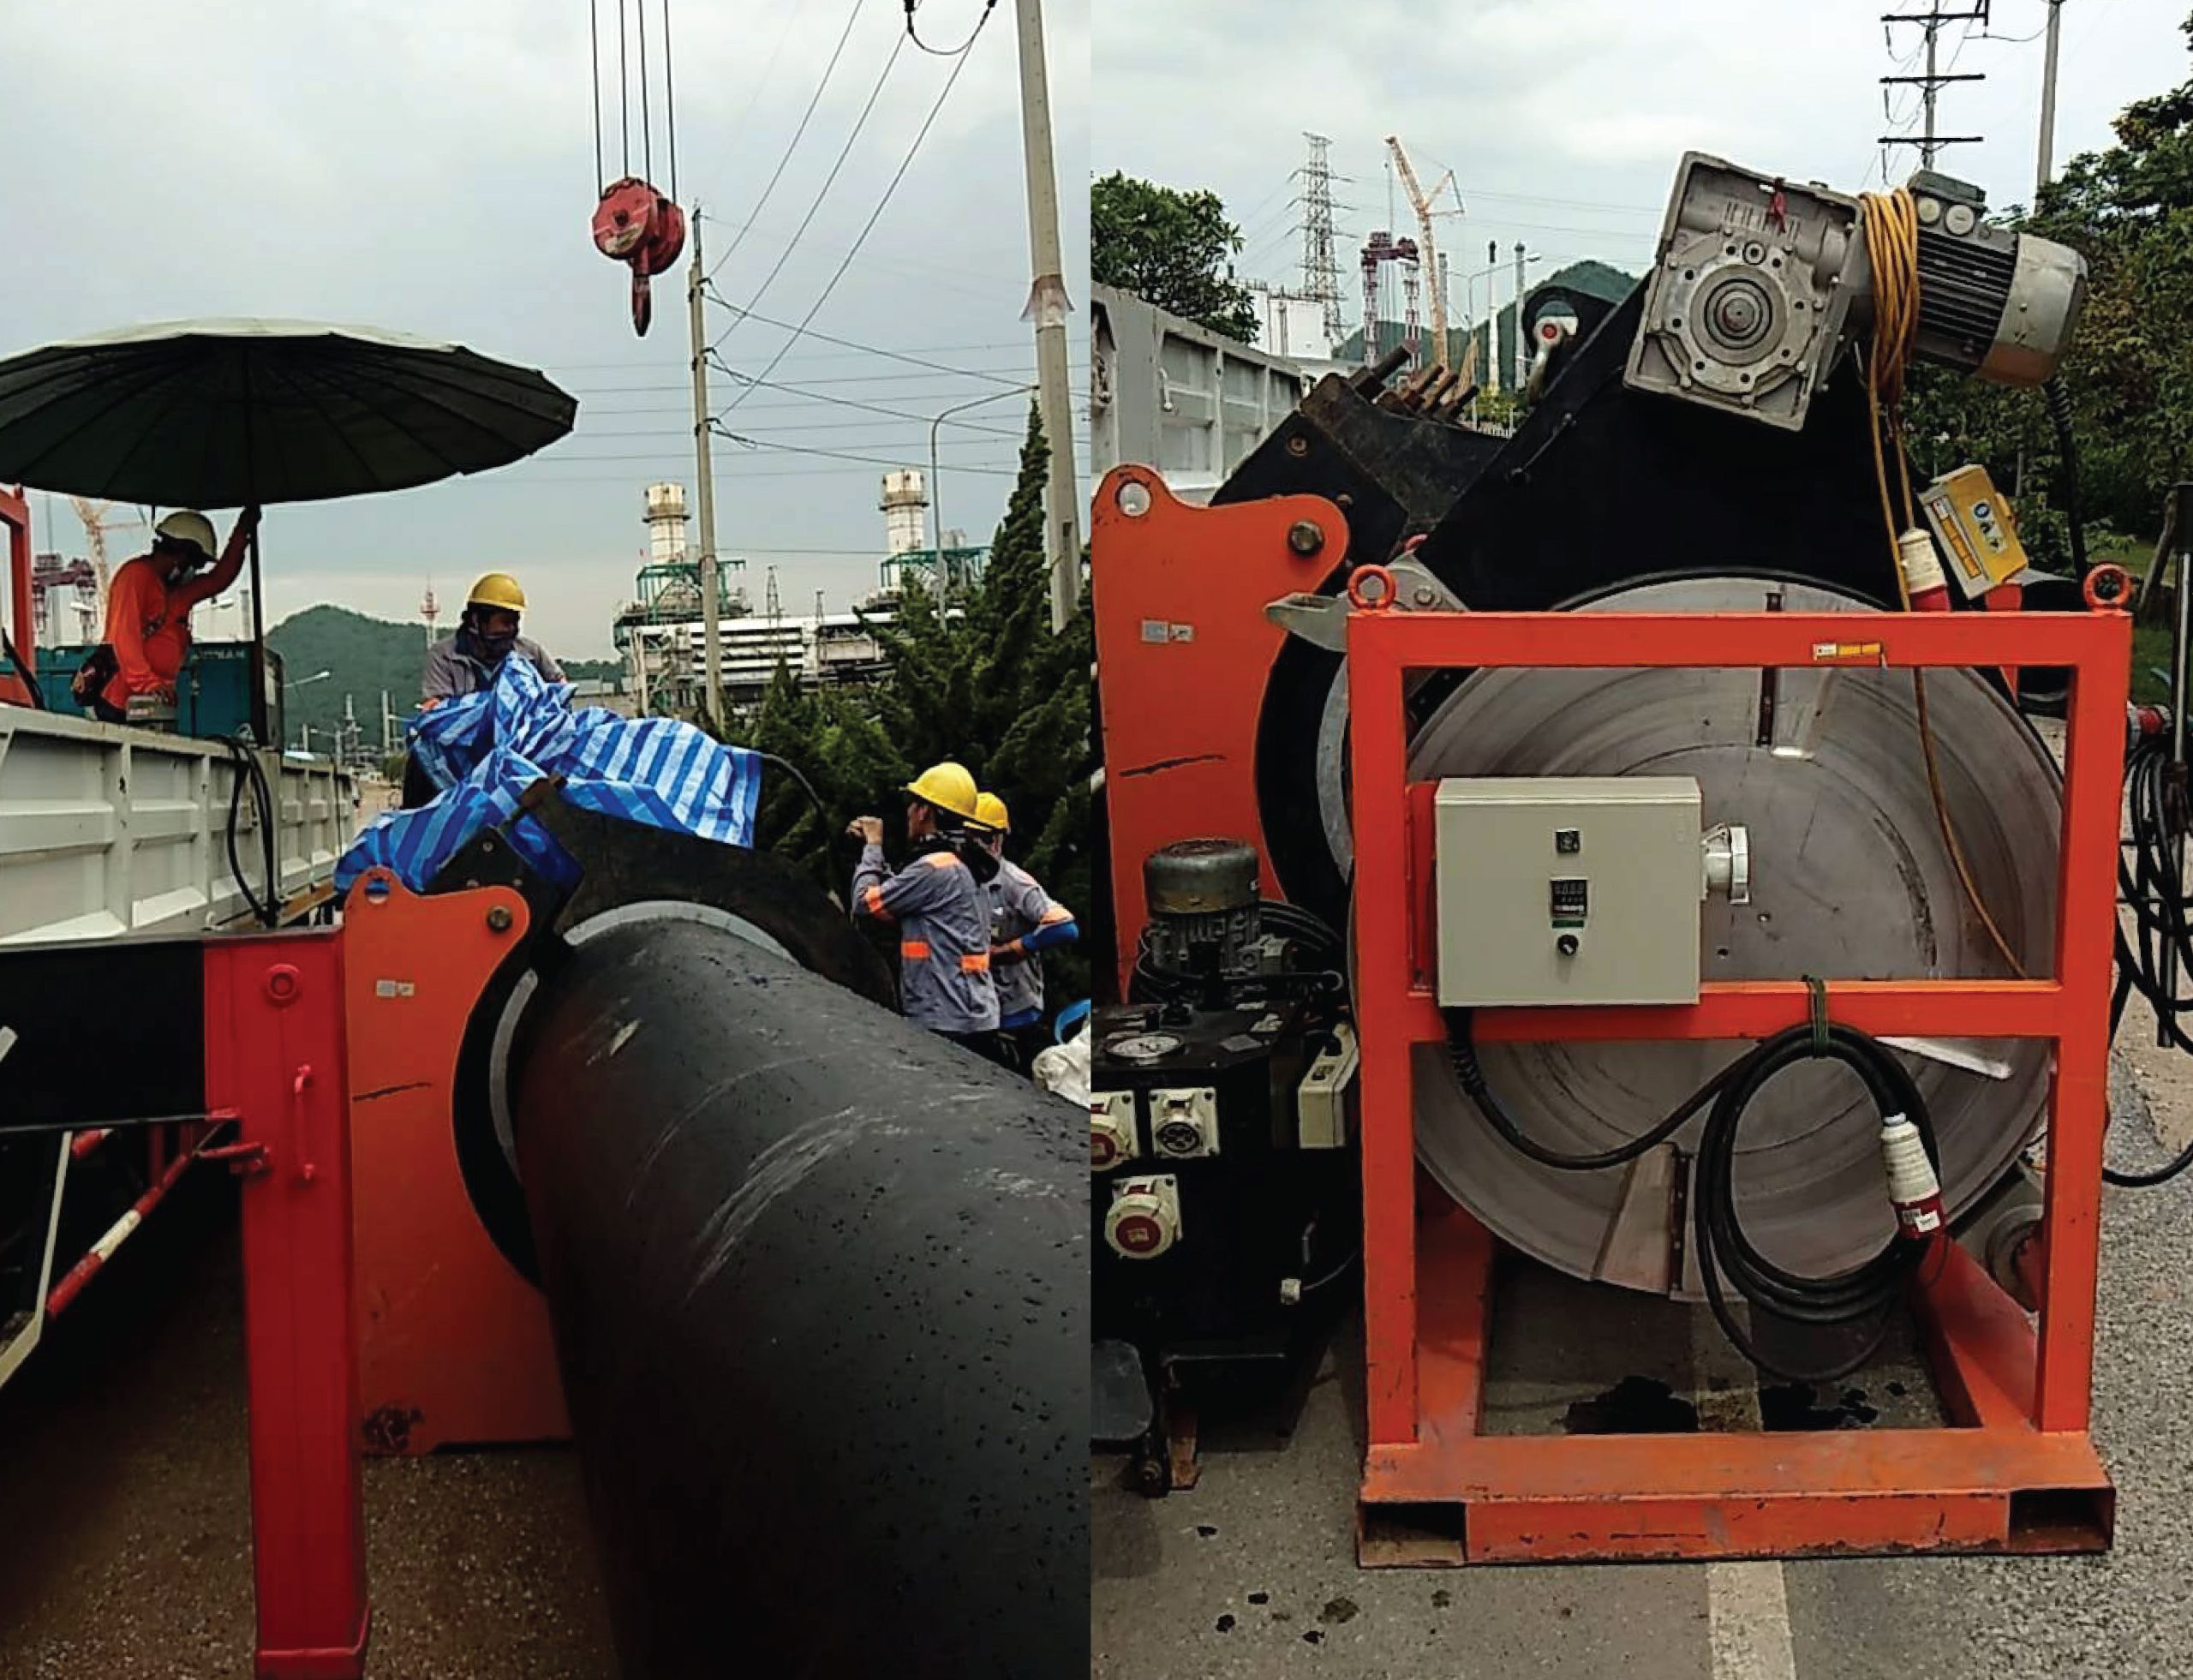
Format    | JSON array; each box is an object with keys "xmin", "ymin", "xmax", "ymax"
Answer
[{"xmin": 511, "ymin": 915, "xmax": 1086, "ymax": 1677}]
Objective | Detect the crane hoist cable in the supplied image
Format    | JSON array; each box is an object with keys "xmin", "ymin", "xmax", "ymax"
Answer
[{"xmin": 589, "ymin": 0, "xmax": 685, "ymax": 335}]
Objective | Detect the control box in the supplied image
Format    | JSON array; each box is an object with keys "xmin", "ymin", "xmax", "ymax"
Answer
[
  {"xmin": 1435, "ymin": 776, "xmax": 1704, "ymax": 1007},
  {"xmin": 1917, "ymin": 463, "xmax": 2029, "ymax": 600}
]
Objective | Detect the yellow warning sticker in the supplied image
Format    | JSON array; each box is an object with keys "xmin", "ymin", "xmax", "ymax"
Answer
[{"xmin": 1811, "ymin": 640, "xmax": 1884, "ymax": 663}]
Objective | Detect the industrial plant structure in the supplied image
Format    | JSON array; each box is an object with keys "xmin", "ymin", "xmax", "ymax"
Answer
[{"xmin": 612, "ymin": 474, "xmax": 988, "ymax": 715}]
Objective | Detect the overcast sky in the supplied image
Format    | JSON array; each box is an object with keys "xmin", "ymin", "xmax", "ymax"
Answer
[
  {"xmin": 1096, "ymin": 0, "xmax": 2182, "ymax": 335},
  {"xmin": 0, "ymin": 0, "xmax": 1089, "ymax": 658}
]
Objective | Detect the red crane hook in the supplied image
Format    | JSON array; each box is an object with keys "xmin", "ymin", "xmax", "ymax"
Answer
[{"xmin": 592, "ymin": 176, "xmax": 687, "ymax": 337}]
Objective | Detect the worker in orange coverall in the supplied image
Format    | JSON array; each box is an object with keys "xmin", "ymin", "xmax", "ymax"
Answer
[{"xmin": 89, "ymin": 505, "xmax": 258, "ymax": 723}]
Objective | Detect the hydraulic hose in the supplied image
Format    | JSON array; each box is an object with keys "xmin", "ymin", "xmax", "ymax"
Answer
[
  {"xmin": 2045, "ymin": 377, "xmax": 2090, "ymax": 580},
  {"xmin": 2, "ymin": 629, "xmax": 45, "ymax": 709},
  {"xmin": 2107, "ymin": 733, "xmax": 2193, "ymax": 1185},
  {"xmin": 1455, "ymin": 1012, "xmax": 1940, "ymax": 1381},
  {"xmin": 221, "ymin": 735, "xmax": 279, "ymax": 927}
]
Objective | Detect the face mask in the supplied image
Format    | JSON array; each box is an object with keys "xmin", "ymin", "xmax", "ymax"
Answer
[{"xmin": 477, "ymin": 631, "xmax": 517, "ymax": 661}]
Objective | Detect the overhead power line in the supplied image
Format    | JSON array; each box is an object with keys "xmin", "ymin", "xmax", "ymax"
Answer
[
  {"xmin": 708, "ymin": 1, "xmax": 803, "ymax": 189},
  {"xmin": 707, "ymin": 0, "xmax": 868, "ymax": 281},
  {"xmin": 707, "ymin": 302, "xmax": 1037, "ymax": 389},
  {"xmin": 711, "ymin": 28, "xmax": 909, "ymax": 343},
  {"xmin": 903, "ymin": 0, "xmax": 997, "ymax": 55},
  {"xmin": 717, "ymin": 12, "xmax": 1004, "ymax": 420}
]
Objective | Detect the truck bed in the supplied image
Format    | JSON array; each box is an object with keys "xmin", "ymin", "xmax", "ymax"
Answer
[{"xmin": 0, "ymin": 704, "xmax": 356, "ymax": 942}]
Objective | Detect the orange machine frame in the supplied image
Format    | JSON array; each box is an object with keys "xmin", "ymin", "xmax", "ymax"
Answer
[
  {"xmin": 1347, "ymin": 597, "xmax": 2127, "ymax": 1563},
  {"xmin": 1090, "ymin": 468, "xmax": 1353, "ymax": 999},
  {"xmin": 344, "ymin": 872, "xmax": 568, "ymax": 1454},
  {"xmin": 2, "ymin": 483, "xmax": 36, "ymax": 706}
]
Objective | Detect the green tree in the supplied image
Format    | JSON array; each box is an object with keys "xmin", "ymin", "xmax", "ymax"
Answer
[
  {"xmin": 1091, "ymin": 171, "xmax": 1259, "ymax": 342},
  {"xmin": 738, "ymin": 404, "xmax": 1094, "ymax": 1007},
  {"xmin": 1901, "ymin": 14, "xmax": 2193, "ymax": 568}
]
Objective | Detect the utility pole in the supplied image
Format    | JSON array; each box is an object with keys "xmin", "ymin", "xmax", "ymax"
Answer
[
  {"xmin": 1880, "ymin": 5, "xmax": 1989, "ymax": 170},
  {"xmin": 1512, "ymin": 242, "xmax": 1528, "ymax": 390},
  {"xmin": 1483, "ymin": 239, "xmax": 1502, "ymax": 398},
  {"xmin": 379, "ymin": 688, "xmax": 393, "ymax": 756},
  {"xmin": 1013, "ymin": 0, "xmax": 1080, "ymax": 632},
  {"xmin": 2036, "ymin": 0, "xmax": 2065, "ymax": 198},
  {"xmin": 687, "ymin": 211, "xmax": 723, "ymax": 727}
]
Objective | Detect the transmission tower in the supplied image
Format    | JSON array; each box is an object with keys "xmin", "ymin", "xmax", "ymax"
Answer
[
  {"xmin": 1880, "ymin": 3, "xmax": 1989, "ymax": 170},
  {"xmin": 1297, "ymin": 133, "xmax": 1345, "ymax": 350}
]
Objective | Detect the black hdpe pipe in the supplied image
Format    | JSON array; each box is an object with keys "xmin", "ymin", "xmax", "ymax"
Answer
[{"xmin": 507, "ymin": 912, "xmax": 1087, "ymax": 1679}]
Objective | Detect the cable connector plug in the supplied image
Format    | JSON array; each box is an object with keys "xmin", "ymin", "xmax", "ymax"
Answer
[{"xmin": 1880, "ymin": 1112, "xmax": 1944, "ymax": 1240}]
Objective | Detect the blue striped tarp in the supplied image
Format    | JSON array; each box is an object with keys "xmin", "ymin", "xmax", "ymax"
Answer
[{"xmin": 337, "ymin": 656, "xmax": 761, "ymax": 894}]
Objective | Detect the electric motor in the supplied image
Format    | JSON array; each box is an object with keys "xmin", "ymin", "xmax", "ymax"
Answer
[
  {"xmin": 1142, "ymin": 839, "xmax": 1263, "ymax": 979},
  {"xmin": 1624, "ymin": 152, "xmax": 2087, "ymax": 431}
]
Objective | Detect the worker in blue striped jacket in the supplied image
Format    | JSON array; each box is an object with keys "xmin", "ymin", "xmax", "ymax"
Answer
[{"xmin": 972, "ymin": 792, "xmax": 1079, "ymax": 1073}]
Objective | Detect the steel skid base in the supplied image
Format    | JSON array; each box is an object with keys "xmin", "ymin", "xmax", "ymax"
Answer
[
  {"xmin": 1343, "ymin": 595, "xmax": 2130, "ymax": 1569},
  {"xmin": 1357, "ymin": 1204, "xmax": 2112, "ymax": 1566}
]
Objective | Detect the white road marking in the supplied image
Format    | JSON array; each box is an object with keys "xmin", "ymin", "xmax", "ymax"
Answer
[
  {"xmin": 1707, "ymin": 1561, "xmax": 1799, "ymax": 1680},
  {"xmin": 1692, "ymin": 1305, "xmax": 1799, "ymax": 1680}
]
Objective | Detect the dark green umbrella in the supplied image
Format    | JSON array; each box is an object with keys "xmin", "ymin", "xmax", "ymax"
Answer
[
  {"xmin": 0, "ymin": 318, "xmax": 577, "ymax": 506},
  {"xmin": 0, "ymin": 319, "xmax": 577, "ymax": 746}
]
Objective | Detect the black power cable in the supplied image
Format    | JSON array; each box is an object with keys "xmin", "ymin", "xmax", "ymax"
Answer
[
  {"xmin": 2106, "ymin": 732, "xmax": 2193, "ymax": 1185},
  {"xmin": 221, "ymin": 736, "xmax": 280, "ymax": 929},
  {"xmin": 2046, "ymin": 379, "xmax": 2089, "ymax": 581},
  {"xmin": 1453, "ymin": 1011, "xmax": 1939, "ymax": 1382},
  {"xmin": 904, "ymin": 0, "xmax": 997, "ymax": 55},
  {"xmin": 2, "ymin": 628, "xmax": 45, "ymax": 709}
]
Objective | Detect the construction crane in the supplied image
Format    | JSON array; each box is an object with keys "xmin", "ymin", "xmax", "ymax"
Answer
[
  {"xmin": 1385, "ymin": 135, "xmax": 1460, "ymax": 372},
  {"xmin": 67, "ymin": 495, "xmax": 139, "ymax": 597}
]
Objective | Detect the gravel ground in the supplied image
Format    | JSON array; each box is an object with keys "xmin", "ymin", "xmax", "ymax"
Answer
[{"xmin": 0, "ymin": 1173, "xmax": 614, "ymax": 1679}]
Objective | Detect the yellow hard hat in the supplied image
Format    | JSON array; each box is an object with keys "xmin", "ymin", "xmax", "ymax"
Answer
[
  {"xmin": 904, "ymin": 761, "xmax": 980, "ymax": 822},
  {"xmin": 973, "ymin": 792, "xmax": 1010, "ymax": 834},
  {"xmin": 153, "ymin": 510, "xmax": 218, "ymax": 560},
  {"xmin": 467, "ymin": 571, "xmax": 527, "ymax": 613}
]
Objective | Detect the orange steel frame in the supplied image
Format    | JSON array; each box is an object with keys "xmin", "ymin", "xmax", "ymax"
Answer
[
  {"xmin": 346, "ymin": 875, "xmax": 568, "ymax": 1454},
  {"xmin": 206, "ymin": 872, "xmax": 534, "ymax": 1678},
  {"xmin": 1347, "ymin": 600, "xmax": 2129, "ymax": 1564},
  {"xmin": 1090, "ymin": 467, "xmax": 1353, "ymax": 998}
]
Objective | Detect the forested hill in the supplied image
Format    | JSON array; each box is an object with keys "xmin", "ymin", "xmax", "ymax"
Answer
[{"xmin": 266, "ymin": 604, "xmax": 618, "ymax": 747}]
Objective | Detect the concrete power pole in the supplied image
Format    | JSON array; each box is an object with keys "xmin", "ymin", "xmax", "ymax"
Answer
[
  {"xmin": 2036, "ymin": 0, "xmax": 2065, "ymax": 198},
  {"xmin": 1013, "ymin": 0, "xmax": 1081, "ymax": 632},
  {"xmin": 687, "ymin": 213, "xmax": 724, "ymax": 727},
  {"xmin": 1512, "ymin": 242, "xmax": 1528, "ymax": 390},
  {"xmin": 1483, "ymin": 240, "xmax": 1502, "ymax": 398}
]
